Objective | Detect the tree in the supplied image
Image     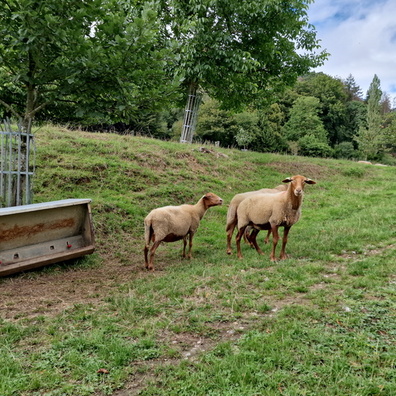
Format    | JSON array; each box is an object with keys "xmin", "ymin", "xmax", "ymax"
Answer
[
  {"xmin": 194, "ymin": 98, "xmax": 237, "ymax": 145},
  {"xmin": 160, "ymin": 0, "xmax": 328, "ymax": 143},
  {"xmin": 283, "ymin": 96, "xmax": 327, "ymax": 142},
  {"xmin": 343, "ymin": 74, "xmax": 363, "ymax": 101},
  {"xmin": 282, "ymin": 95, "xmax": 332, "ymax": 156},
  {"xmin": 0, "ymin": 0, "xmax": 178, "ymax": 130},
  {"xmin": 295, "ymin": 72, "xmax": 349, "ymax": 145},
  {"xmin": 382, "ymin": 111, "xmax": 396, "ymax": 155},
  {"xmin": 254, "ymin": 104, "xmax": 287, "ymax": 152},
  {"xmin": 380, "ymin": 93, "xmax": 392, "ymax": 115},
  {"xmin": 355, "ymin": 74, "xmax": 386, "ymax": 160}
]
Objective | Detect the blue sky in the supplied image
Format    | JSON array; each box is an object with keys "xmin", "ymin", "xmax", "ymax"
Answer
[{"xmin": 307, "ymin": 0, "xmax": 396, "ymax": 101}]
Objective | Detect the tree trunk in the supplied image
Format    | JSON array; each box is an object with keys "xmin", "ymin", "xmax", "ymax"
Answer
[{"xmin": 180, "ymin": 82, "xmax": 202, "ymax": 143}]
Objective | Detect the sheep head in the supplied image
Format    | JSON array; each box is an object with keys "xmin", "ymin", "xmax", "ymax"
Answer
[
  {"xmin": 282, "ymin": 175, "xmax": 316, "ymax": 197},
  {"xmin": 202, "ymin": 192, "xmax": 223, "ymax": 208}
]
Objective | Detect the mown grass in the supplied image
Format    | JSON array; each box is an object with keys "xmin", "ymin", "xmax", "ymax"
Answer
[{"xmin": 0, "ymin": 125, "xmax": 395, "ymax": 395}]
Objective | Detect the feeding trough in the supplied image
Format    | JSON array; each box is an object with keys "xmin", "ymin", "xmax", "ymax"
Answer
[{"xmin": 0, "ymin": 199, "xmax": 95, "ymax": 276}]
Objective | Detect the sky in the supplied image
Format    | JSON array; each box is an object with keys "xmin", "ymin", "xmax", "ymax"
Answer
[{"xmin": 307, "ymin": 0, "xmax": 396, "ymax": 101}]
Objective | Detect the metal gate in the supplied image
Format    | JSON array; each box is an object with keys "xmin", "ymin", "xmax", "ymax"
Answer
[{"xmin": 0, "ymin": 120, "xmax": 35, "ymax": 208}]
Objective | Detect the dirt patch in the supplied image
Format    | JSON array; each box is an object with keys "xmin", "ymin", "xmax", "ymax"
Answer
[{"xmin": 0, "ymin": 249, "xmax": 143, "ymax": 321}]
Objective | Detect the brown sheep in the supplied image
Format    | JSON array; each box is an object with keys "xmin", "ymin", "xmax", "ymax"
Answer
[
  {"xmin": 226, "ymin": 184, "xmax": 287, "ymax": 255},
  {"xmin": 144, "ymin": 193, "xmax": 223, "ymax": 270},
  {"xmin": 235, "ymin": 175, "xmax": 316, "ymax": 261}
]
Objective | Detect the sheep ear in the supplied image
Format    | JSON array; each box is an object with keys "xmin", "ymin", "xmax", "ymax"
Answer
[
  {"xmin": 282, "ymin": 177, "xmax": 293, "ymax": 183},
  {"xmin": 305, "ymin": 179, "xmax": 316, "ymax": 185}
]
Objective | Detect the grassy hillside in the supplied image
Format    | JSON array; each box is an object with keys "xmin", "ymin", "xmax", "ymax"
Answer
[{"xmin": 1, "ymin": 125, "xmax": 396, "ymax": 395}]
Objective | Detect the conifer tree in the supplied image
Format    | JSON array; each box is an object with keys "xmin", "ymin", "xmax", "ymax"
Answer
[{"xmin": 355, "ymin": 75, "xmax": 385, "ymax": 160}]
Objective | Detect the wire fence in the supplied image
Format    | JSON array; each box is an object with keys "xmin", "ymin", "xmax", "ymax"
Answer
[{"xmin": 0, "ymin": 119, "xmax": 35, "ymax": 208}]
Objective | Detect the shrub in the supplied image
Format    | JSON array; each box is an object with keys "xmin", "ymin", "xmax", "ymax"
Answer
[
  {"xmin": 333, "ymin": 142, "xmax": 358, "ymax": 160},
  {"xmin": 298, "ymin": 135, "xmax": 334, "ymax": 158}
]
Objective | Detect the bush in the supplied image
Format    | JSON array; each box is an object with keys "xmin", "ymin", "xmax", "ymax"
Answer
[
  {"xmin": 298, "ymin": 135, "xmax": 334, "ymax": 158},
  {"xmin": 333, "ymin": 142, "xmax": 358, "ymax": 160}
]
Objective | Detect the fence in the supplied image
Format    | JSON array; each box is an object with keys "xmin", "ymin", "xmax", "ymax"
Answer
[{"xmin": 0, "ymin": 120, "xmax": 35, "ymax": 208}]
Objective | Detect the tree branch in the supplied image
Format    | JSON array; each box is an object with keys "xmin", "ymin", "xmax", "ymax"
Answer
[
  {"xmin": 26, "ymin": 102, "xmax": 48, "ymax": 119},
  {"xmin": 0, "ymin": 99, "xmax": 21, "ymax": 119}
]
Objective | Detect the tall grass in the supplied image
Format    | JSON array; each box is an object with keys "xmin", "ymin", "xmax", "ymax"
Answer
[{"xmin": 0, "ymin": 125, "xmax": 395, "ymax": 395}]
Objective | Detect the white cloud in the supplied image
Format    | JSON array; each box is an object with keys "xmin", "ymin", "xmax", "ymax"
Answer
[{"xmin": 308, "ymin": 0, "xmax": 396, "ymax": 99}]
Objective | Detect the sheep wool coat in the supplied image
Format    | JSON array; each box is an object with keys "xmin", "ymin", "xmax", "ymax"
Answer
[{"xmin": 237, "ymin": 190, "xmax": 303, "ymax": 230}]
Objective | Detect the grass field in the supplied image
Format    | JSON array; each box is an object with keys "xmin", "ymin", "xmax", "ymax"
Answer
[{"xmin": 0, "ymin": 125, "xmax": 395, "ymax": 395}]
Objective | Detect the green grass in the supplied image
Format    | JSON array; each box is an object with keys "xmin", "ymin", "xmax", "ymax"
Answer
[{"xmin": 1, "ymin": 125, "xmax": 396, "ymax": 395}]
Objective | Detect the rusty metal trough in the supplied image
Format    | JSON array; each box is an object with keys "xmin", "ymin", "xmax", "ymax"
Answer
[{"xmin": 0, "ymin": 199, "xmax": 95, "ymax": 276}]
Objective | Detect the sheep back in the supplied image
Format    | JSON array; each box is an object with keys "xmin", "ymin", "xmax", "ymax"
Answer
[
  {"xmin": 226, "ymin": 185, "xmax": 287, "ymax": 227},
  {"xmin": 145, "ymin": 205, "xmax": 200, "ymax": 242},
  {"xmin": 237, "ymin": 192, "xmax": 301, "ymax": 229}
]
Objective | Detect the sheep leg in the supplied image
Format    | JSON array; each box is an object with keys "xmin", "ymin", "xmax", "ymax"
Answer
[
  {"xmin": 148, "ymin": 241, "xmax": 161, "ymax": 271},
  {"xmin": 249, "ymin": 229, "xmax": 264, "ymax": 255},
  {"xmin": 243, "ymin": 227, "xmax": 250, "ymax": 245},
  {"xmin": 187, "ymin": 233, "xmax": 194, "ymax": 259},
  {"xmin": 236, "ymin": 226, "xmax": 247, "ymax": 259},
  {"xmin": 279, "ymin": 226, "xmax": 291, "ymax": 260},
  {"xmin": 244, "ymin": 227, "xmax": 257, "ymax": 248},
  {"xmin": 270, "ymin": 225, "xmax": 280, "ymax": 262},
  {"xmin": 182, "ymin": 233, "xmax": 194, "ymax": 259},
  {"xmin": 186, "ymin": 233, "xmax": 194, "ymax": 259},
  {"xmin": 144, "ymin": 245, "xmax": 149, "ymax": 268},
  {"xmin": 226, "ymin": 221, "xmax": 236, "ymax": 255},
  {"xmin": 264, "ymin": 229, "xmax": 271, "ymax": 244},
  {"xmin": 251, "ymin": 229, "xmax": 261, "ymax": 248},
  {"xmin": 182, "ymin": 236, "xmax": 188, "ymax": 258}
]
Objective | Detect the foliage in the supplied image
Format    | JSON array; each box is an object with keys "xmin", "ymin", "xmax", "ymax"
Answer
[
  {"xmin": 194, "ymin": 99, "xmax": 238, "ymax": 145},
  {"xmin": 162, "ymin": 0, "xmax": 327, "ymax": 110},
  {"xmin": 355, "ymin": 75, "xmax": 386, "ymax": 160},
  {"xmin": 252, "ymin": 104, "xmax": 288, "ymax": 153},
  {"xmin": 333, "ymin": 141, "xmax": 359, "ymax": 160},
  {"xmin": 1, "ymin": 0, "xmax": 395, "ymax": 161},
  {"xmin": 382, "ymin": 111, "xmax": 396, "ymax": 151},
  {"xmin": 343, "ymin": 73, "xmax": 363, "ymax": 101},
  {"xmin": 294, "ymin": 73, "xmax": 351, "ymax": 145},
  {"xmin": 0, "ymin": 0, "xmax": 179, "ymax": 127},
  {"xmin": 283, "ymin": 96, "xmax": 328, "ymax": 143},
  {"xmin": 297, "ymin": 134, "xmax": 334, "ymax": 157}
]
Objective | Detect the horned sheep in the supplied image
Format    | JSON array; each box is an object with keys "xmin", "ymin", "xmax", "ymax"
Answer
[
  {"xmin": 144, "ymin": 192, "xmax": 223, "ymax": 270},
  {"xmin": 235, "ymin": 175, "xmax": 316, "ymax": 261}
]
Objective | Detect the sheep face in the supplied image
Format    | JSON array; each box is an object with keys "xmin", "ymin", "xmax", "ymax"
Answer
[
  {"xmin": 203, "ymin": 192, "xmax": 223, "ymax": 208},
  {"xmin": 282, "ymin": 175, "xmax": 316, "ymax": 197}
]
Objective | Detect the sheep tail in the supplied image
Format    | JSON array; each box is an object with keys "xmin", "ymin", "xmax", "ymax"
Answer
[
  {"xmin": 225, "ymin": 204, "xmax": 237, "ymax": 232},
  {"xmin": 144, "ymin": 220, "xmax": 154, "ymax": 248}
]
